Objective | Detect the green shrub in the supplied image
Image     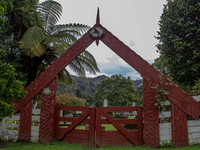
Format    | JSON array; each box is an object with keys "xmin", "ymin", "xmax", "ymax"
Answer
[{"xmin": 56, "ymin": 94, "xmax": 86, "ymax": 106}]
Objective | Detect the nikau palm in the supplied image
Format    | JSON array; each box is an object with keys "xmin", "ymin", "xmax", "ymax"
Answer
[{"xmin": 20, "ymin": 0, "xmax": 99, "ymax": 85}]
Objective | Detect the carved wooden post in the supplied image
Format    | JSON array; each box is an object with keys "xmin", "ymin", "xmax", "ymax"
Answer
[
  {"xmin": 171, "ymin": 103, "xmax": 188, "ymax": 146},
  {"xmin": 39, "ymin": 77, "xmax": 57, "ymax": 143},
  {"xmin": 143, "ymin": 79, "xmax": 159, "ymax": 147},
  {"xmin": 18, "ymin": 100, "xmax": 32, "ymax": 141}
]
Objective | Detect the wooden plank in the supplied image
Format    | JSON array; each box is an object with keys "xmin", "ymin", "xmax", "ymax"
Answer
[
  {"xmin": 160, "ymin": 135, "xmax": 172, "ymax": 142},
  {"xmin": 95, "ymin": 108, "xmax": 101, "ymax": 147},
  {"xmin": 159, "ymin": 111, "xmax": 171, "ymax": 118},
  {"xmin": 100, "ymin": 131, "xmax": 135, "ymax": 146},
  {"xmin": 137, "ymin": 107, "xmax": 143, "ymax": 145},
  {"xmin": 159, "ymin": 122, "xmax": 171, "ymax": 129},
  {"xmin": 57, "ymin": 110, "xmax": 90, "ymax": 140},
  {"xmin": 63, "ymin": 133, "xmax": 89, "ymax": 145},
  {"xmin": 99, "ymin": 106, "xmax": 142, "ymax": 112},
  {"xmin": 189, "ymin": 138, "xmax": 200, "ymax": 145},
  {"xmin": 89, "ymin": 107, "xmax": 95, "ymax": 146},
  {"xmin": 188, "ymin": 126, "xmax": 200, "ymax": 133},
  {"xmin": 188, "ymin": 120, "xmax": 200, "ymax": 127},
  {"xmin": 31, "ymin": 130, "xmax": 39, "ymax": 137},
  {"xmin": 6, "ymin": 115, "xmax": 20, "ymax": 121},
  {"xmin": 160, "ymin": 128, "xmax": 172, "ymax": 136},
  {"xmin": 188, "ymin": 132, "xmax": 200, "ymax": 139},
  {"xmin": 55, "ymin": 105, "xmax": 90, "ymax": 112},
  {"xmin": 32, "ymin": 109, "xmax": 40, "ymax": 115},
  {"xmin": 101, "ymin": 108, "xmax": 138, "ymax": 145},
  {"xmin": 100, "ymin": 118, "xmax": 138, "ymax": 124},
  {"xmin": 32, "ymin": 116, "xmax": 40, "ymax": 122},
  {"xmin": 31, "ymin": 126, "xmax": 39, "ymax": 131},
  {"xmin": 59, "ymin": 117, "xmax": 90, "ymax": 124},
  {"xmin": 5, "ymin": 124, "xmax": 19, "ymax": 128}
]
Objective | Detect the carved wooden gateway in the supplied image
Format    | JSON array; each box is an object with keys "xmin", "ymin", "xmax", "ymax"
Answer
[{"xmin": 14, "ymin": 9, "xmax": 200, "ymax": 147}]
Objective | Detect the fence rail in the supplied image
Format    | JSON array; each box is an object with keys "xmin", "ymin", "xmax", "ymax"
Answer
[{"xmin": 0, "ymin": 108, "xmax": 40, "ymax": 142}]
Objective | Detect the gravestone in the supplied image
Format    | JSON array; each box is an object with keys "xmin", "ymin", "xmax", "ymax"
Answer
[{"xmin": 103, "ymin": 99, "xmax": 108, "ymax": 107}]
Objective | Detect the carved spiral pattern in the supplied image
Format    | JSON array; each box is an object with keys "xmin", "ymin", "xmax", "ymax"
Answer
[
  {"xmin": 171, "ymin": 103, "xmax": 188, "ymax": 146},
  {"xmin": 143, "ymin": 80, "xmax": 159, "ymax": 147},
  {"xmin": 18, "ymin": 100, "xmax": 32, "ymax": 141},
  {"xmin": 39, "ymin": 78, "xmax": 57, "ymax": 143}
]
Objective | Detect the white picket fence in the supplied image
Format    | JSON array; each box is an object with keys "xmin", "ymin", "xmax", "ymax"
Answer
[
  {"xmin": 0, "ymin": 109, "xmax": 40, "ymax": 142},
  {"xmin": 159, "ymin": 95, "xmax": 200, "ymax": 145}
]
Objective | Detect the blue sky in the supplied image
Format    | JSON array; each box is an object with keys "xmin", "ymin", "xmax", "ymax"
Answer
[{"xmin": 40, "ymin": 0, "xmax": 167, "ymax": 80}]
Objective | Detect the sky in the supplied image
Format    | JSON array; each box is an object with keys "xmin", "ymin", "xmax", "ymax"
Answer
[{"xmin": 40, "ymin": 0, "xmax": 167, "ymax": 80}]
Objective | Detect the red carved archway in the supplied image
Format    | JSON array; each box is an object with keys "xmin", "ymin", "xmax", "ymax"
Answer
[{"xmin": 15, "ymin": 9, "xmax": 200, "ymax": 147}]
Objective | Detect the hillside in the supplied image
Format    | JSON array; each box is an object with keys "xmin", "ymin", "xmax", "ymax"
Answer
[{"xmin": 57, "ymin": 75, "xmax": 143, "ymax": 106}]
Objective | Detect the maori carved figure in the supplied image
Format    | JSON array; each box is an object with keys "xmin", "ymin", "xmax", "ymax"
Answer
[
  {"xmin": 39, "ymin": 77, "xmax": 57, "ymax": 143},
  {"xmin": 143, "ymin": 80, "xmax": 160, "ymax": 147},
  {"xmin": 171, "ymin": 103, "xmax": 188, "ymax": 146},
  {"xmin": 18, "ymin": 100, "xmax": 32, "ymax": 142}
]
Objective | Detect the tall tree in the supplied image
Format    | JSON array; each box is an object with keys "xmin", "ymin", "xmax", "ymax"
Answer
[
  {"xmin": 0, "ymin": 0, "xmax": 41, "ymax": 83},
  {"xmin": 20, "ymin": 0, "xmax": 99, "ymax": 85},
  {"xmin": 94, "ymin": 75, "xmax": 138, "ymax": 107},
  {"xmin": 156, "ymin": 0, "xmax": 200, "ymax": 87}
]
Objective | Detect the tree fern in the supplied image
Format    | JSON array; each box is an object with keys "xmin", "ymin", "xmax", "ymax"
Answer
[{"xmin": 20, "ymin": 0, "xmax": 100, "ymax": 85}]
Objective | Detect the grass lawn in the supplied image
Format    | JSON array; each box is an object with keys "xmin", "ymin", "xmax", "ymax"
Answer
[{"xmin": 1, "ymin": 141, "xmax": 200, "ymax": 150}]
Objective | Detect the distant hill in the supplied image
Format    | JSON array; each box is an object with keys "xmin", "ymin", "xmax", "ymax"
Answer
[{"xmin": 57, "ymin": 75, "xmax": 143, "ymax": 106}]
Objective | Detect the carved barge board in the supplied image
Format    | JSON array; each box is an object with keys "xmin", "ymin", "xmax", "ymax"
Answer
[
  {"xmin": 99, "ymin": 24, "xmax": 200, "ymax": 119},
  {"xmin": 14, "ymin": 28, "xmax": 95, "ymax": 112}
]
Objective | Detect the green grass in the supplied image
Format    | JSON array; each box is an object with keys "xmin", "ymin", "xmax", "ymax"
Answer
[
  {"xmin": 1, "ymin": 141, "xmax": 200, "ymax": 150},
  {"xmin": 102, "ymin": 124, "xmax": 117, "ymax": 131}
]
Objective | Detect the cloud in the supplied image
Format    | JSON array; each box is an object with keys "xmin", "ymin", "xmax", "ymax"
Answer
[
  {"xmin": 68, "ymin": 55, "xmax": 154, "ymax": 80},
  {"xmin": 97, "ymin": 55, "xmax": 142, "ymax": 80}
]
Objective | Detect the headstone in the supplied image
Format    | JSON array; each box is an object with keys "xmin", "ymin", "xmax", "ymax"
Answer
[{"xmin": 103, "ymin": 99, "xmax": 108, "ymax": 107}]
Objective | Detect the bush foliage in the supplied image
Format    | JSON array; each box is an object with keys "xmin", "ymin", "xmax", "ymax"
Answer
[{"xmin": 56, "ymin": 94, "xmax": 86, "ymax": 106}]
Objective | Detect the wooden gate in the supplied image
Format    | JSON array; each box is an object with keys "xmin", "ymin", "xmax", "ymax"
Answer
[
  {"xmin": 96, "ymin": 106, "xmax": 143, "ymax": 146},
  {"xmin": 54, "ymin": 105, "xmax": 143, "ymax": 146},
  {"xmin": 54, "ymin": 105, "xmax": 95, "ymax": 146}
]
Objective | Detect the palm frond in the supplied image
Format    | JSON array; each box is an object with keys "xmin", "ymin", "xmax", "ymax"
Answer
[
  {"xmin": 42, "ymin": 36, "xmax": 70, "ymax": 54},
  {"xmin": 38, "ymin": 0, "xmax": 62, "ymax": 33},
  {"xmin": 20, "ymin": 26, "xmax": 46, "ymax": 57},
  {"xmin": 58, "ymin": 69, "xmax": 73, "ymax": 86},
  {"xmin": 76, "ymin": 55, "xmax": 99, "ymax": 74},
  {"xmin": 68, "ymin": 59, "xmax": 86, "ymax": 77},
  {"xmin": 51, "ymin": 24, "xmax": 90, "ymax": 37},
  {"xmin": 81, "ymin": 50, "xmax": 99, "ymax": 71},
  {"xmin": 51, "ymin": 30, "xmax": 79, "ymax": 45}
]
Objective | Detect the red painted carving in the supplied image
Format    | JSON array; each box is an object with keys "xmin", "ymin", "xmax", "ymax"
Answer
[
  {"xmin": 39, "ymin": 77, "xmax": 57, "ymax": 144},
  {"xmin": 99, "ymin": 24, "xmax": 200, "ymax": 119},
  {"xmin": 18, "ymin": 100, "xmax": 32, "ymax": 142},
  {"xmin": 14, "ymin": 30, "xmax": 95, "ymax": 112},
  {"xmin": 171, "ymin": 103, "xmax": 188, "ymax": 146},
  {"xmin": 143, "ymin": 80, "xmax": 159, "ymax": 147}
]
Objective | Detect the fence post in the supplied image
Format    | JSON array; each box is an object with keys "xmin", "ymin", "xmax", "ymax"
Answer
[
  {"xmin": 171, "ymin": 104, "xmax": 188, "ymax": 146},
  {"xmin": 39, "ymin": 77, "xmax": 57, "ymax": 143},
  {"xmin": 143, "ymin": 79, "xmax": 160, "ymax": 147},
  {"xmin": 18, "ymin": 100, "xmax": 32, "ymax": 141}
]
